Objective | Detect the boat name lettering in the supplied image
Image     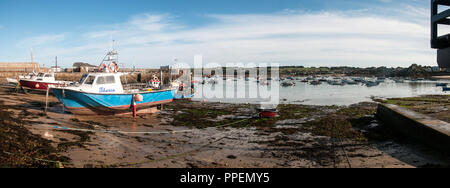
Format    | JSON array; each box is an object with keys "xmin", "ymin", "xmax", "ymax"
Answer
[{"xmin": 99, "ymin": 87, "xmax": 115, "ymax": 93}]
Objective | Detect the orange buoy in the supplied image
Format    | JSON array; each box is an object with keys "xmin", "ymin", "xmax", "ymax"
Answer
[
  {"xmin": 35, "ymin": 83, "xmax": 40, "ymax": 88},
  {"xmin": 135, "ymin": 94, "xmax": 143, "ymax": 102}
]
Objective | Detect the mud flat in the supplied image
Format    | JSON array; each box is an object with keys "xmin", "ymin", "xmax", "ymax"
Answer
[{"xmin": 0, "ymin": 85, "xmax": 449, "ymax": 168}]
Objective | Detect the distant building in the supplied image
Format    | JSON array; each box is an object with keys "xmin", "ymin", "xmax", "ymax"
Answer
[
  {"xmin": 50, "ymin": 66, "xmax": 64, "ymax": 72},
  {"xmin": 73, "ymin": 62, "xmax": 97, "ymax": 73}
]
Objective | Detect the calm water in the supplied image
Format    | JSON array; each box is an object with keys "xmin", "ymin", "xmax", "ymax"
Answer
[{"xmin": 191, "ymin": 78, "xmax": 449, "ymax": 106}]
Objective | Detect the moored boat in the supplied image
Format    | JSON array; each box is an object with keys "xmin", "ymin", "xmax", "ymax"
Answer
[
  {"xmin": 256, "ymin": 104, "xmax": 278, "ymax": 118},
  {"xmin": 281, "ymin": 81, "xmax": 295, "ymax": 87},
  {"xmin": 51, "ymin": 49, "xmax": 176, "ymax": 115},
  {"xmin": 52, "ymin": 73, "xmax": 175, "ymax": 115},
  {"xmin": 436, "ymin": 83, "xmax": 448, "ymax": 87},
  {"xmin": 6, "ymin": 77, "xmax": 19, "ymax": 85},
  {"xmin": 19, "ymin": 72, "xmax": 71, "ymax": 91}
]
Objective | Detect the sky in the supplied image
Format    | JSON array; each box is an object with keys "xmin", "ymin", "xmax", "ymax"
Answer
[{"xmin": 0, "ymin": 0, "xmax": 442, "ymax": 68}]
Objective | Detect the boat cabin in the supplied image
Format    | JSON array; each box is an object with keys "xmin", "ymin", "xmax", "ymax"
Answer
[
  {"xmin": 76, "ymin": 73, "xmax": 125, "ymax": 94},
  {"xmin": 28, "ymin": 72, "xmax": 55, "ymax": 82}
]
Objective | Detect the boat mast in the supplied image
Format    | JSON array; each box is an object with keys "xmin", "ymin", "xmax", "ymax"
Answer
[{"xmin": 30, "ymin": 48, "xmax": 35, "ymax": 73}]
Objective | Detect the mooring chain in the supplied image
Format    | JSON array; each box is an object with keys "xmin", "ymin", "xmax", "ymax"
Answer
[{"xmin": 333, "ymin": 119, "xmax": 352, "ymax": 168}]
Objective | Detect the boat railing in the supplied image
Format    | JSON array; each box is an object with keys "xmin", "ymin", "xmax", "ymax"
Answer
[{"xmin": 123, "ymin": 83, "xmax": 148, "ymax": 90}]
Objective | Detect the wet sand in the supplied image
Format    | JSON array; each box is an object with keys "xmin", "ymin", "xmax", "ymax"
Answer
[{"xmin": 0, "ymin": 85, "xmax": 449, "ymax": 168}]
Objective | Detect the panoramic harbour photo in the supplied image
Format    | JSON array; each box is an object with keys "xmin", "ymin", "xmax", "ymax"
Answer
[{"xmin": 0, "ymin": 0, "xmax": 449, "ymax": 174}]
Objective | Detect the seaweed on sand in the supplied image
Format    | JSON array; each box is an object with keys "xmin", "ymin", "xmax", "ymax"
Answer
[{"xmin": 0, "ymin": 101, "xmax": 70, "ymax": 168}]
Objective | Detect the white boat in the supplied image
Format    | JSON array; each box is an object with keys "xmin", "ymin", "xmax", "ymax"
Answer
[
  {"xmin": 343, "ymin": 79, "xmax": 358, "ymax": 85},
  {"xmin": 328, "ymin": 79, "xmax": 344, "ymax": 86},
  {"xmin": 148, "ymin": 74, "xmax": 161, "ymax": 89},
  {"xmin": 6, "ymin": 73, "xmax": 35, "ymax": 85},
  {"xmin": 19, "ymin": 72, "xmax": 72, "ymax": 91},
  {"xmin": 6, "ymin": 77, "xmax": 19, "ymax": 84},
  {"xmin": 281, "ymin": 81, "xmax": 295, "ymax": 87}
]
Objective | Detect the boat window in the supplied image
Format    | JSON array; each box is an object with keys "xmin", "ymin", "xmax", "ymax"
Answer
[
  {"xmin": 84, "ymin": 76, "xmax": 95, "ymax": 85},
  {"xmin": 96, "ymin": 76, "xmax": 115, "ymax": 85},
  {"xmin": 79, "ymin": 74, "xmax": 88, "ymax": 84},
  {"xmin": 44, "ymin": 74, "xmax": 52, "ymax": 77},
  {"xmin": 37, "ymin": 73, "xmax": 44, "ymax": 77},
  {"xmin": 105, "ymin": 76, "xmax": 115, "ymax": 84},
  {"xmin": 96, "ymin": 76, "xmax": 106, "ymax": 84}
]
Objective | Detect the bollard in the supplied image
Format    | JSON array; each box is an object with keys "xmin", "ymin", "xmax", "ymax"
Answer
[
  {"xmin": 132, "ymin": 95, "xmax": 137, "ymax": 118},
  {"xmin": 45, "ymin": 87, "xmax": 49, "ymax": 113}
]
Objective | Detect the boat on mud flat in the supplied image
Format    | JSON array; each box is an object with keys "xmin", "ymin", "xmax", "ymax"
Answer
[
  {"xmin": 19, "ymin": 72, "xmax": 72, "ymax": 91},
  {"xmin": 51, "ymin": 73, "xmax": 175, "ymax": 115},
  {"xmin": 51, "ymin": 49, "xmax": 175, "ymax": 115},
  {"xmin": 6, "ymin": 77, "xmax": 19, "ymax": 84},
  {"xmin": 256, "ymin": 104, "xmax": 278, "ymax": 118},
  {"xmin": 148, "ymin": 74, "xmax": 161, "ymax": 89}
]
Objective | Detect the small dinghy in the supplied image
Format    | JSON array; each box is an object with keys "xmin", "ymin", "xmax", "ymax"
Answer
[{"xmin": 256, "ymin": 104, "xmax": 278, "ymax": 118}]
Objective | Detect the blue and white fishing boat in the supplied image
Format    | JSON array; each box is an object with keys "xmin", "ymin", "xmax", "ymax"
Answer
[{"xmin": 51, "ymin": 49, "xmax": 175, "ymax": 115}]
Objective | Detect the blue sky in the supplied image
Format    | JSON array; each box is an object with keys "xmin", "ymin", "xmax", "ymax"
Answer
[{"xmin": 0, "ymin": 0, "xmax": 437, "ymax": 68}]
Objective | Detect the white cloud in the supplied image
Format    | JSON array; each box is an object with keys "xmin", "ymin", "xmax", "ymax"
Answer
[
  {"xmin": 17, "ymin": 33, "xmax": 67, "ymax": 48},
  {"xmin": 16, "ymin": 7, "xmax": 437, "ymax": 68}
]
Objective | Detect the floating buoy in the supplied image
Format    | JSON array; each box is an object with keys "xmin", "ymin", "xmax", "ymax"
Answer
[
  {"xmin": 35, "ymin": 83, "xmax": 40, "ymax": 88},
  {"xmin": 135, "ymin": 94, "xmax": 143, "ymax": 102}
]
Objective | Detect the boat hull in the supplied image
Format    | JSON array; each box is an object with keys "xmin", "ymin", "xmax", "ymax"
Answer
[
  {"xmin": 52, "ymin": 88, "xmax": 175, "ymax": 115},
  {"xmin": 19, "ymin": 80, "xmax": 60, "ymax": 91},
  {"xmin": 259, "ymin": 111, "xmax": 278, "ymax": 118}
]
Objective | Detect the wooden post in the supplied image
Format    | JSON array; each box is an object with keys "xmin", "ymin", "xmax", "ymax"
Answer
[
  {"xmin": 45, "ymin": 87, "xmax": 49, "ymax": 113},
  {"xmin": 21, "ymin": 85, "xmax": 28, "ymax": 94}
]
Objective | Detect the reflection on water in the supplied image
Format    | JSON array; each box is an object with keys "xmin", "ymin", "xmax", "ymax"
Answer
[{"xmin": 192, "ymin": 79, "xmax": 449, "ymax": 106}]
